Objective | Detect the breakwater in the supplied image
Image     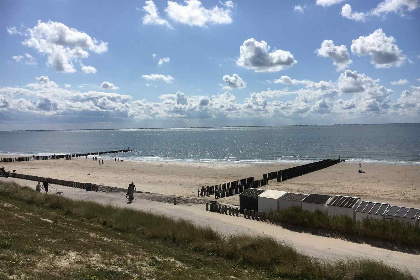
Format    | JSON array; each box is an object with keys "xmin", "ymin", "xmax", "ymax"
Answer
[
  {"xmin": 198, "ymin": 159, "xmax": 342, "ymax": 199},
  {"xmin": 0, "ymin": 148, "xmax": 132, "ymax": 162}
]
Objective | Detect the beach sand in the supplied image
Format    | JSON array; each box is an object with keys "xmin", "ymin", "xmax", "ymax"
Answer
[{"xmin": 1, "ymin": 158, "xmax": 419, "ymax": 208}]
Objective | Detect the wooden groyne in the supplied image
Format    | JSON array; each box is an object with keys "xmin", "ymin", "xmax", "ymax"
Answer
[
  {"xmin": 0, "ymin": 170, "xmax": 126, "ymax": 193},
  {"xmin": 0, "ymin": 148, "xmax": 132, "ymax": 163},
  {"xmin": 198, "ymin": 159, "xmax": 342, "ymax": 199}
]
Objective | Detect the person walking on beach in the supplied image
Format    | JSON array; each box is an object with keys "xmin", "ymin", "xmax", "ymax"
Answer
[
  {"xmin": 43, "ymin": 180, "xmax": 49, "ymax": 193},
  {"xmin": 127, "ymin": 182, "xmax": 136, "ymax": 203},
  {"xmin": 36, "ymin": 181, "xmax": 41, "ymax": 192}
]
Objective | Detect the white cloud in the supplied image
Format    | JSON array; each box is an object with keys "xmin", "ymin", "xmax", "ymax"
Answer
[
  {"xmin": 142, "ymin": 1, "xmax": 172, "ymax": 29},
  {"xmin": 20, "ymin": 20, "xmax": 108, "ymax": 73},
  {"xmin": 391, "ymin": 79, "xmax": 409, "ymax": 85},
  {"xmin": 222, "ymin": 74, "xmax": 246, "ymax": 90},
  {"xmin": 152, "ymin": 53, "xmax": 157, "ymax": 58},
  {"xmin": 417, "ymin": 78, "xmax": 420, "ymax": 82},
  {"xmin": 236, "ymin": 38, "xmax": 297, "ymax": 72},
  {"xmin": 351, "ymin": 29, "xmax": 406, "ymax": 68},
  {"xmin": 274, "ymin": 76, "xmax": 309, "ymax": 85},
  {"xmin": 12, "ymin": 54, "xmax": 37, "ymax": 65},
  {"xmin": 341, "ymin": 4, "xmax": 367, "ymax": 22},
  {"xmin": 393, "ymin": 86, "xmax": 420, "ymax": 115},
  {"xmin": 294, "ymin": 5, "xmax": 306, "ymax": 13},
  {"xmin": 165, "ymin": 0, "xmax": 233, "ymax": 27},
  {"xmin": 25, "ymin": 53, "xmax": 37, "ymax": 65},
  {"xmin": 26, "ymin": 76, "xmax": 59, "ymax": 90},
  {"xmin": 316, "ymin": 40, "xmax": 352, "ymax": 71},
  {"xmin": 341, "ymin": 0, "xmax": 418, "ymax": 22},
  {"xmin": 158, "ymin": 57, "xmax": 170, "ymax": 66},
  {"xmin": 142, "ymin": 74, "xmax": 174, "ymax": 83},
  {"xmin": 7, "ymin": 26, "xmax": 24, "ymax": 35},
  {"xmin": 81, "ymin": 64, "xmax": 97, "ymax": 74},
  {"xmin": 64, "ymin": 84, "xmax": 71, "ymax": 88},
  {"xmin": 12, "ymin": 55, "xmax": 24, "ymax": 62},
  {"xmin": 316, "ymin": 0, "xmax": 346, "ymax": 7},
  {"xmin": 371, "ymin": 0, "xmax": 419, "ymax": 17},
  {"xmin": 101, "ymin": 81, "xmax": 119, "ymax": 90}
]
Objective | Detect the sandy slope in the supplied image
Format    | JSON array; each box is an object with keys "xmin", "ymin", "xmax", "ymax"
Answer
[{"xmin": 2, "ymin": 177, "xmax": 420, "ymax": 278}]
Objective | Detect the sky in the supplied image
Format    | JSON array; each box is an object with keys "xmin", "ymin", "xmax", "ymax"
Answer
[{"xmin": 0, "ymin": 0, "xmax": 419, "ymax": 130}]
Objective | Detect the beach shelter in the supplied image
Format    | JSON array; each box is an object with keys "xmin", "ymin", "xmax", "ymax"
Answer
[
  {"xmin": 301, "ymin": 194, "xmax": 332, "ymax": 213},
  {"xmin": 393, "ymin": 208, "xmax": 420, "ymax": 226},
  {"xmin": 257, "ymin": 190, "xmax": 286, "ymax": 213},
  {"xmin": 278, "ymin": 192, "xmax": 309, "ymax": 211},
  {"xmin": 355, "ymin": 201, "xmax": 390, "ymax": 222},
  {"xmin": 327, "ymin": 195, "xmax": 361, "ymax": 219},
  {"xmin": 384, "ymin": 206, "xmax": 404, "ymax": 221},
  {"xmin": 239, "ymin": 188, "xmax": 265, "ymax": 213}
]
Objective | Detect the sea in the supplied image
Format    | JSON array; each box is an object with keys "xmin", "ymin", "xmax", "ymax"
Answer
[{"xmin": 0, "ymin": 124, "xmax": 419, "ymax": 165}]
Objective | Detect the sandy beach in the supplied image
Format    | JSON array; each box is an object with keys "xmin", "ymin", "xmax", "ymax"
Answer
[{"xmin": 1, "ymin": 158, "xmax": 419, "ymax": 208}]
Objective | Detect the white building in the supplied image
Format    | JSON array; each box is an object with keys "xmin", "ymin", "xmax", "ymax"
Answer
[
  {"xmin": 393, "ymin": 208, "xmax": 420, "ymax": 226},
  {"xmin": 355, "ymin": 201, "xmax": 390, "ymax": 222},
  {"xmin": 327, "ymin": 195, "xmax": 361, "ymax": 219},
  {"xmin": 278, "ymin": 192, "xmax": 308, "ymax": 211},
  {"xmin": 301, "ymin": 194, "xmax": 332, "ymax": 213},
  {"xmin": 257, "ymin": 190, "xmax": 286, "ymax": 213}
]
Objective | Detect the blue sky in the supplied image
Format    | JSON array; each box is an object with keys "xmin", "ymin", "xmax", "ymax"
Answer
[{"xmin": 0, "ymin": 0, "xmax": 419, "ymax": 130}]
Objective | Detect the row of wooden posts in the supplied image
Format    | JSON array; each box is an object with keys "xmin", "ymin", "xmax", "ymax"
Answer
[
  {"xmin": 0, "ymin": 171, "xmax": 126, "ymax": 193},
  {"xmin": 205, "ymin": 201, "xmax": 266, "ymax": 220},
  {"xmin": 198, "ymin": 159, "xmax": 342, "ymax": 199},
  {"xmin": 0, "ymin": 148, "xmax": 132, "ymax": 162}
]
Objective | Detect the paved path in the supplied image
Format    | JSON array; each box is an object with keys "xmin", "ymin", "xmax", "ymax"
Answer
[{"xmin": 3, "ymin": 178, "xmax": 420, "ymax": 278}]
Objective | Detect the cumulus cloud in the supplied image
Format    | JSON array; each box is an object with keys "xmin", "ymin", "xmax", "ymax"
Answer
[
  {"xmin": 12, "ymin": 54, "xmax": 37, "ymax": 65},
  {"xmin": 142, "ymin": 74, "xmax": 174, "ymax": 83},
  {"xmin": 222, "ymin": 74, "xmax": 246, "ymax": 90},
  {"xmin": 351, "ymin": 29, "xmax": 406, "ymax": 68},
  {"xmin": 341, "ymin": 4, "xmax": 367, "ymax": 22},
  {"xmin": 236, "ymin": 38, "xmax": 297, "ymax": 72},
  {"xmin": 142, "ymin": 1, "xmax": 172, "ymax": 29},
  {"xmin": 165, "ymin": 0, "xmax": 233, "ymax": 27},
  {"xmin": 317, "ymin": 40, "xmax": 352, "ymax": 71},
  {"xmin": 393, "ymin": 86, "xmax": 420, "ymax": 115},
  {"xmin": 294, "ymin": 5, "xmax": 306, "ymax": 13},
  {"xmin": 100, "ymin": 81, "xmax": 119, "ymax": 90},
  {"xmin": 26, "ymin": 76, "xmax": 59, "ymax": 90},
  {"xmin": 390, "ymin": 79, "xmax": 409, "ymax": 85},
  {"xmin": 158, "ymin": 57, "xmax": 170, "ymax": 66},
  {"xmin": 81, "ymin": 64, "xmax": 97, "ymax": 74},
  {"xmin": 341, "ymin": 0, "xmax": 418, "ymax": 22},
  {"xmin": 316, "ymin": 0, "xmax": 346, "ymax": 7},
  {"xmin": 12, "ymin": 55, "xmax": 23, "ymax": 62},
  {"xmin": 273, "ymin": 76, "xmax": 309, "ymax": 85},
  {"xmin": 371, "ymin": 0, "xmax": 419, "ymax": 17},
  {"xmin": 16, "ymin": 20, "xmax": 108, "ymax": 73},
  {"xmin": 64, "ymin": 84, "xmax": 71, "ymax": 88}
]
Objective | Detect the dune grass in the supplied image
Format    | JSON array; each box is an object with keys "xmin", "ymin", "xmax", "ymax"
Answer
[
  {"xmin": 267, "ymin": 206, "xmax": 420, "ymax": 249},
  {"xmin": 0, "ymin": 181, "xmax": 415, "ymax": 280}
]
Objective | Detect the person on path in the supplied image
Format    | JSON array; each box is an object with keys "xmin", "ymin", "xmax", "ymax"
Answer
[
  {"xmin": 127, "ymin": 182, "xmax": 136, "ymax": 203},
  {"xmin": 36, "ymin": 181, "xmax": 41, "ymax": 192},
  {"xmin": 43, "ymin": 181, "xmax": 49, "ymax": 193}
]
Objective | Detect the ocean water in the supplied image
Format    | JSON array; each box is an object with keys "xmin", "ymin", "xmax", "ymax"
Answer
[{"xmin": 0, "ymin": 124, "xmax": 419, "ymax": 165}]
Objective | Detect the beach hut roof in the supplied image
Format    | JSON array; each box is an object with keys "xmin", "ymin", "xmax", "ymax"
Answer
[
  {"xmin": 279, "ymin": 192, "xmax": 308, "ymax": 201},
  {"xmin": 302, "ymin": 194, "xmax": 332, "ymax": 204},
  {"xmin": 386, "ymin": 206, "xmax": 401, "ymax": 216},
  {"xmin": 394, "ymin": 207, "xmax": 410, "ymax": 218},
  {"xmin": 403, "ymin": 208, "xmax": 419, "ymax": 219},
  {"xmin": 355, "ymin": 201, "xmax": 371, "ymax": 213},
  {"xmin": 375, "ymin": 203, "xmax": 390, "ymax": 215},
  {"xmin": 240, "ymin": 188, "xmax": 265, "ymax": 199},
  {"xmin": 259, "ymin": 190, "xmax": 286, "ymax": 199},
  {"xmin": 327, "ymin": 195, "xmax": 360, "ymax": 208}
]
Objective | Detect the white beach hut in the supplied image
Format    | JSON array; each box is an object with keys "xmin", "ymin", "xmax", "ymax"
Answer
[
  {"xmin": 393, "ymin": 208, "xmax": 420, "ymax": 226},
  {"xmin": 384, "ymin": 206, "xmax": 404, "ymax": 221},
  {"xmin": 327, "ymin": 195, "xmax": 361, "ymax": 219},
  {"xmin": 257, "ymin": 190, "xmax": 286, "ymax": 213},
  {"xmin": 301, "ymin": 194, "xmax": 332, "ymax": 213},
  {"xmin": 355, "ymin": 201, "xmax": 390, "ymax": 222},
  {"xmin": 278, "ymin": 192, "xmax": 308, "ymax": 211}
]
